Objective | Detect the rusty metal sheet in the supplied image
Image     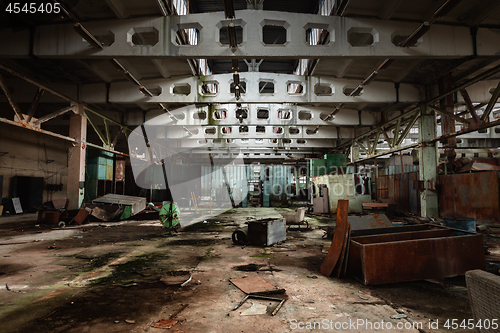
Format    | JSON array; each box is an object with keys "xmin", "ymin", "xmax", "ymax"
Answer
[
  {"xmin": 319, "ymin": 200, "xmax": 349, "ymax": 277},
  {"xmin": 363, "ymin": 202, "xmax": 389, "ymax": 208},
  {"xmin": 376, "ymin": 172, "xmax": 420, "ymax": 214},
  {"xmin": 153, "ymin": 319, "xmax": 178, "ymax": 329},
  {"xmin": 229, "ymin": 276, "xmax": 280, "ymax": 294},
  {"xmin": 408, "ymin": 172, "xmax": 420, "ymax": 215},
  {"xmin": 73, "ymin": 207, "xmax": 91, "ymax": 225},
  {"xmin": 456, "ymin": 161, "xmax": 500, "ymax": 173},
  {"xmin": 387, "ymin": 175, "xmax": 395, "ymax": 202},
  {"xmin": 439, "ymin": 171, "xmax": 500, "ymax": 222},
  {"xmin": 351, "ymin": 224, "xmax": 430, "ymax": 237},
  {"xmin": 348, "ymin": 230, "xmax": 485, "ymax": 285},
  {"xmin": 376, "ymin": 176, "xmax": 389, "ymax": 200},
  {"xmin": 400, "ymin": 173, "xmax": 409, "ymax": 213},
  {"xmin": 332, "ymin": 223, "xmax": 351, "ymax": 278},
  {"xmin": 348, "ymin": 214, "xmax": 393, "ymax": 231},
  {"xmin": 115, "ymin": 160, "xmax": 126, "ymax": 181}
]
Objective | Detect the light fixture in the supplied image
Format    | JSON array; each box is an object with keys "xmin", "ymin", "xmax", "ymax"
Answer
[
  {"xmin": 233, "ymin": 71, "xmax": 240, "ymax": 86},
  {"xmin": 231, "ymin": 59, "xmax": 239, "ymax": 70},
  {"xmin": 433, "ymin": 0, "xmax": 462, "ymax": 19},
  {"xmin": 156, "ymin": 0, "xmax": 173, "ymax": 16},
  {"xmin": 111, "ymin": 59, "xmax": 126, "ymax": 71},
  {"xmin": 335, "ymin": 0, "xmax": 350, "ymax": 16},
  {"xmin": 361, "ymin": 71, "xmax": 378, "ymax": 86},
  {"xmin": 399, "ymin": 22, "xmax": 430, "ymax": 47},
  {"xmin": 73, "ymin": 23, "xmax": 103, "ymax": 49},
  {"xmin": 377, "ymin": 59, "xmax": 394, "ymax": 71},
  {"xmin": 124, "ymin": 71, "xmax": 141, "ymax": 86},
  {"xmin": 234, "ymin": 86, "xmax": 241, "ymax": 100},
  {"xmin": 222, "ymin": 0, "xmax": 235, "ymax": 19},
  {"xmin": 140, "ymin": 86, "xmax": 154, "ymax": 97},
  {"xmin": 349, "ymin": 85, "xmax": 363, "ymax": 97},
  {"xmin": 227, "ymin": 23, "xmax": 238, "ymax": 48}
]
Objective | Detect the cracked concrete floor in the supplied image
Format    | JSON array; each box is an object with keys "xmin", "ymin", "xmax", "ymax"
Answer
[{"xmin": 0, "ymin": 208, "xmax": 475, "ymax": 333}]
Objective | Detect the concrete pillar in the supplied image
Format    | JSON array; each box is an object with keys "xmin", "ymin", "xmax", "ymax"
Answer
[
  {"xmin": 294, "ymin": 167, "xmax": 300, "ymax": 196},
  {"xmin": 439, "ymin": 74, "xmax": 456, "ymax": 169},
  {"xmin": 67, "ymin": 103, "xmax": 87, "ymax": 210},
  {"xmin": 418, "ymin": 103, "xmax": 439, "ymax": 218},
  {"xmin": 350, "ymin": 145, "xmax": 359, "ymax": 163}
]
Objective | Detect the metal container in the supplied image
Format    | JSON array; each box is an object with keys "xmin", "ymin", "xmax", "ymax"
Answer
[
  {"xmin": 348, "ymin": 227, "xmax": 485, "ymax": 285},
  {"xmin": 248, "ymin": 218, "xmax": 286, "ymax": 246}
]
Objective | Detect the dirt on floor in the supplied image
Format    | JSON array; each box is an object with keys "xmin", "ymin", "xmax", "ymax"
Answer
[{"xmin": 0, "ymin": 208, "xmax": 481, "ymax": 333}]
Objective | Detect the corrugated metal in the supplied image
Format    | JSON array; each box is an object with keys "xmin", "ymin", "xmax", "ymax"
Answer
[{"xmin": 439, "ymin": 171, "xmax": 500, "ymax": 222}]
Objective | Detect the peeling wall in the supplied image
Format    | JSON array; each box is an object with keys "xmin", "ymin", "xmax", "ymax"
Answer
[
  {"xmin": 312, "ymin": 174, "xmax": 370, "ymax": 213},
  {"xmin": 0, "ymin": 123, "xmax": 69, "ymax": 205}
]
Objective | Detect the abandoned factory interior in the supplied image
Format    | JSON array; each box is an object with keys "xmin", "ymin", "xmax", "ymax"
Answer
[{"xmin": 2, "ymin": 0, "xmax": 500, "ymax": 332}]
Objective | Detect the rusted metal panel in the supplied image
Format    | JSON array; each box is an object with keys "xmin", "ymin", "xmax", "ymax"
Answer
[
  {"xmin": 351, "ymin": 224, "xmax": 430, "ymax": 237},
  {"xmin": 408, "ymin": 172, "xmax": 420, "ymax": 215},
  {"xmin": 115, "ymin": 160, "xmax": 126, "ymax": 181},
  {"xmin": 376, "ymin": 172, "xmax": 420, "ymax": 214},
  {"xmin": 348, "ymin": 229, "xmax": 486, "ymax": 285},
  {"xmin": 320, "ymin": 200, "xmax": 349, "ymax": 277},
  {"xmin": 394, "ymin": 174, "xmax": 401, "ymax": 208},
  {"xmin": 348, "ymin": 214, "xmax": 393, "ymax": 230},
  {"xmin": 229, "ymin": 276, "xmax": 281, "ymax": 294},
  {"xmin": 387, "ymin": 175, "xmax": 395, "ymax": 202},
  {"xmin": 400, "ymin": 173, "xmax": 410, "ymax": 213},
  {"xmin": 376, "ymin": 176, "xmax": 389, "ymax": 200},
  {"xmin": 439, "ymin": 171, "xmax": 500, "ymax": 222}
]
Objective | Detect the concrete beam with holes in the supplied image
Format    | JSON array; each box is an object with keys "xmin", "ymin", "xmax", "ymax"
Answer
[
  {"xmin": 137, "ymin": 123, "xmax": 363, "ymax": 140},
  {"xmin": 124, "ymin": 104, "xmax": 380, "ymax": 127},
  {"xmin": 79, "ymin": 73, "xmax": 424, "ymax": 104},
  {"xmin": 134, "ymin": 137, "xmax": 340, "ymax": 148},
  {"xmin": 0, "ymin": 10, "xmax": 483, "ymax": 58},
  {"xmin": 1, "ymin": 74, "xmax": 497, "ymax": 106}
]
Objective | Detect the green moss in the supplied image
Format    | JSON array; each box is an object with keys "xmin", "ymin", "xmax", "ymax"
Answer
[
  {"xmin": 203, "ymin": 247, "xmax": 215, "ymax": 257},
  {"xmin": 250, "ymin": 253, "xmax": 273, "ymax": 258},
  {"xmin": 89, "ymin": 252, "xmax": 170, "ymax": 286}
]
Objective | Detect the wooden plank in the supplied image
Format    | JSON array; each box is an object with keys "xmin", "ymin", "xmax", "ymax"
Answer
[{"xmin": 319, "ymin": 200, "xmax": 349, "ymax": 277}]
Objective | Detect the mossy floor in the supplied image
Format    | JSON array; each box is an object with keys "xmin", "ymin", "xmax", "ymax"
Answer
[{"xmin": 0, "ymin": 208, "xmax": 475, "ymax": 333}]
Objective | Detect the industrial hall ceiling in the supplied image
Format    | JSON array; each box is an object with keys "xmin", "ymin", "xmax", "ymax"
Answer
[{"xmin": 1, "ymin": 0, "xmax": 500, "ymax": 162}]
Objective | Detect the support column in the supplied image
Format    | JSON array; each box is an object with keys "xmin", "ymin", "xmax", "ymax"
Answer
[
  {"xmin": 350, "ymin": 145, "xmax": 359, "ymax": 163},
  {"xmin": 67, "ymin": 103, "xmax": 87, "ymax": 210},
  {"xmin": 439, "ymin": 74, "xmax": 456, "ymax": 170},
  {"xmin": 294, "ymin": 167, "xmax": 300, "ymax": 196},
  {"xmin": 306, "ymin": 161, "xmax": 310, "ymax": 203},
  {"xmin": 418, "ymin": 103, "xmax": 439, "ymax": 218}
]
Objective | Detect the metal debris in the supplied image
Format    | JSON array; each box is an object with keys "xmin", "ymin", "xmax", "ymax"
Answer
[
  {"xmin": 229, "ymin": 276, "xmax": 281, "ymax": 294},
  {"xmin": 153, "ymin": 319, "xmax": 178, "ymax": 329}
]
